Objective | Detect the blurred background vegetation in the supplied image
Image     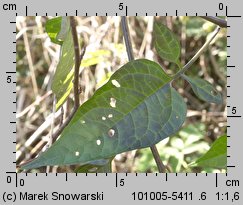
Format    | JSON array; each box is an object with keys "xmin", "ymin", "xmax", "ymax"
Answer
[{"xmin": 16, "ymin": 16, "xmax": 227, "ymax": 173}]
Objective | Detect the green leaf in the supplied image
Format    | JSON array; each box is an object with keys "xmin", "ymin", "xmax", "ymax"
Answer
[
  {"xmin": 75, "ymin": 159, "xmax": 112, "ymax": 173},
  {"xmin": 182, "ymin": 75, "xmax": 223, "ymax": 104},
  {"xmin": 153, "ymin": 21, "xmax": 181, "ymax": 65},
  {"xmin": 45, "ymin": 17, "xmax": 63, "ymax": 45},
  {"xmin": 21, "ymin": 59, "xmax": 187, "ymax": 170},
  {"xmin": 190, "ymin": 135, "xmax": 227, "ymax": 169},
  {"xmin": 51, "ymin": 22, "xmax": 75, "ymax": 110},
  {"xmin": 56, "ymin": 17, "xmax": 69, "ymax": 42}
]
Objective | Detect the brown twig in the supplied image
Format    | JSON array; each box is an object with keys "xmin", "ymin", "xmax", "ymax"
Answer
[
  {"xmin": 150, "ymin": 146, "xmax": 167, "ymax": 173},
  {"xmin": 200, "ymin": 16, "xmax": 227, "ymax": 28},
  {"xmin": 121, "ymin": 16, "xmax": 168, "ymax": 173},
  {"xmin": 70, "ymin": 16, "xmax": 81, "ymax": 109},
  {"xmin": 121, "ymin": 17, "xmax": 134, "ymax": 61}
]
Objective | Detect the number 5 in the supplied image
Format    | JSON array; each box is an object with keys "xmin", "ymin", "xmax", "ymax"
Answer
[{"xmin": 119, "ymin": 3, "xmax": 124, "ymax": 10}]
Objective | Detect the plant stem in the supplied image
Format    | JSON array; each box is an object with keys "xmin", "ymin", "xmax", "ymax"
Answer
[
  {"xmin": 150, "ymin": 146, "xmax": 167, "ymax": 173},
  {"xmin": 201, "ymin": 16, "xmax": 227, "ymax": 28},
  {"xmin": 70, "ymin": 16, "xmax": 81, "ymax": 109},
  {"xmin": 52, "ymin": 18, "xmax": 86, "ymax": 142},
  {"xmin": 121, "ymin": 17, "xmax": 134, "ymax": 61},
  {"xmin": 121, "ymin": 16, "xmax": 167, "ymax": 173},
  {"xmin": 173, "ymin": 26, "xmax": 220, "ymax": 80},
  {"xmin": 46, "ymin": 95, "xmax": 57, "ymax": 172}
]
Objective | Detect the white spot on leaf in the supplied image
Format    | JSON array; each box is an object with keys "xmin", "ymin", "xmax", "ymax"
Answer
[
  {"xmin": 111, "ymin": 79, "xmax": 121, "ymax": 88},
  {"xmin": 81, "ymin": 120, "xmax": 85, "ymax": 124},
  {"xmin": 108, "ymin": 129, "xmax": 115, "ymax": 137},
  {"xmin": 96, "ymin": 139, "xmax": 101, "ymax": 145},
  {"xmin": 108, "ymin": 114, "xmax": 113, "ymax": 118},
  {"xmin": 75, "ymin": 151, "xmax": 80, "ymax": 156},
  {"xmin": 102, "ymin": 116, "xmax": 106, "ymax": 120},
  {"xmin": 176, "ymin": 116, "xmax": 179, "ymax": 119},
  {"xmin": 89, "ymin": 167, "xmax": 98, "ymax": 172},
  {"xmin": 110, "ymin": 98, "xmax": 116, "ymax": 108}
]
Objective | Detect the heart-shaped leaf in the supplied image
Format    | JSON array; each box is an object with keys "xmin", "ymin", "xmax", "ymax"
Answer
[
  {"xmin": 45, "ymin": 17, "xmax": 63, "ymax": 45},
  {"xmin": 21, "ymin": 59, "xmax": 187, "ymax": 170},
  {"xmin": 182, "ymin": 75, "xmax": 223, "ymax": 104},
  {"xmin": 51, "ymin": 19, "xmax": 75, "ymax": 110},
  {"xmin": 153, "ymin": 21, "xmax": 181, "ymax": 66},
  {"xmin": 190, "ymin": 135, "xmax": 227, "ymax": 169}
]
